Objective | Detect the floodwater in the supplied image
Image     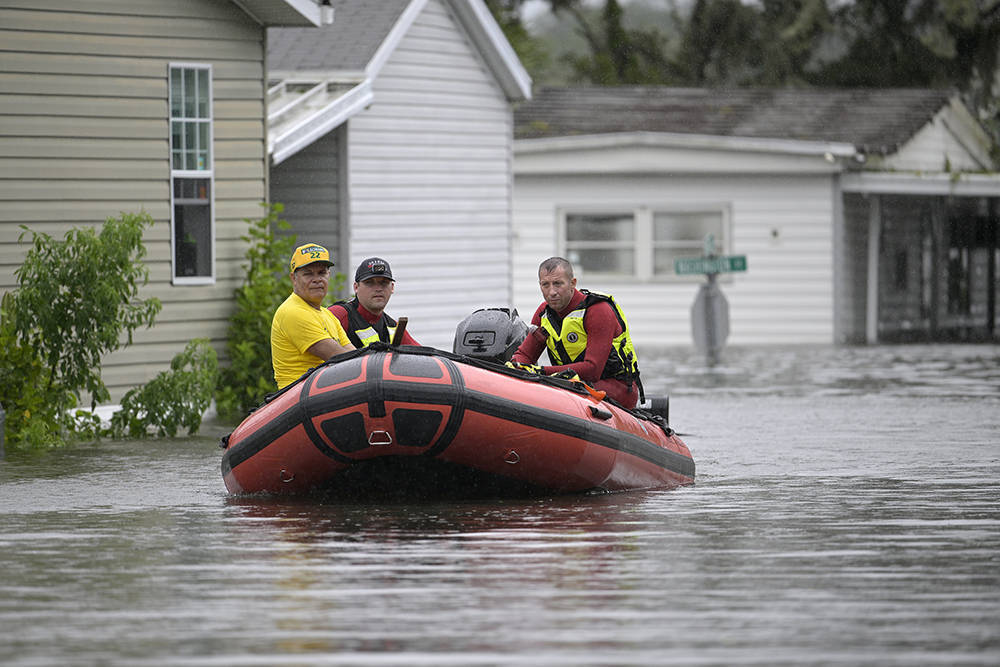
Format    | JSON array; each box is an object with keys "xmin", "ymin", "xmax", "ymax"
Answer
[{"xmin": 1, "ymin": 344, "xmax": 998, "ymax": 666}]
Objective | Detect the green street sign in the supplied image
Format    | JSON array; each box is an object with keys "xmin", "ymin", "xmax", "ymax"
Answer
[{"xmin": 674, "ymin": 255, "xmax": 748, "ymax": 275}]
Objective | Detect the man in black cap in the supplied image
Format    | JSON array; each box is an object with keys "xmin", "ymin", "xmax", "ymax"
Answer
[{"xmin": 328, "ymin": 257, "xmax": 420, "ymax": 348}]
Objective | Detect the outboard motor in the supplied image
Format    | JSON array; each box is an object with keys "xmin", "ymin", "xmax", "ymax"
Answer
[{"xmin": 453, "ymin": 307, "xmax": 530, "ymax": 363}]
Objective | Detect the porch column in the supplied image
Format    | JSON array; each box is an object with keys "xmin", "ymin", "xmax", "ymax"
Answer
[
  {"xmin": 866, "ymin": 195, "xmax": 881, "ymax": 344},
  {"xmin": 989, "ymin": 197, "xmax": 998, "ymax": 337}
]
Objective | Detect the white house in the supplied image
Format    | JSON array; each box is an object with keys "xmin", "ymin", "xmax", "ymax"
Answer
[
  {"xmin": 266, "ymin": 0, "xmax": 531, "ymax": 349},
  {"xmin": 511, "ymin": 87, "xmax": 1000, "ymax": 348}
]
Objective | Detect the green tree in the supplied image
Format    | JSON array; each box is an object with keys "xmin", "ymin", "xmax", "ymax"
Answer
[
  {"xmin": 559, "ymin": 0, "xmax": 673, "ymax": 84},
  {"xmin": 809, "ymin": 0, "xmax": 999, "ymax": 146},
  {"xmin": 672, "ymin": 0, "xmax": 764, "ymax": 85},
  {"xmin": 486, "ymin": 0, "xmax": 552, "ymax": 78},
  {"xmin": 809, "ymin": 0, "xmax": 949, "ymax": 86},
  {"xmin": 669, "ymin": 0, "xmax": 832, "ymax": 86},
  {"xmin": 499, "ymin": 0, "xmax": 830, "ymax": 86},
  {"xmin": 489, "ymin": 0, "xmax": 677, "ymax": 84},
  {"xmin": 0, "ymin": 212, "xmax": 162, "ymax": 448}
]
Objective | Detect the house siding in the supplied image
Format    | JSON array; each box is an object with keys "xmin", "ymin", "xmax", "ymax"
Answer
[
  {"xmin": 513, "ymin": 169, "xmax": 837, "ymax": 348},
  {"xmin": 0, "ymin": 0, "xmax": 269, "ymax": 400},
  {"xmin": 879, "ymin": 100, "xmax": 994, "ymax": 173},
  {"xmin": 270, "ymin": 126, "xmax": 347, "ymax": 277},
  {"xmin": 345, "ymin": 0, "xmax": 513, "ymax": 349}
]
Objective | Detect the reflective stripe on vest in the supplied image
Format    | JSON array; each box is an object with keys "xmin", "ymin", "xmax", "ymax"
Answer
[{"xmin": 354, "ymin": 326, "xmax": 382, "ymax": 347}]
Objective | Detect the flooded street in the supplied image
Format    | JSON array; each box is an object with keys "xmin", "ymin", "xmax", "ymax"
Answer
[{"xmin": 1, "ymin": 344, "xmax": 998, "ymax": 666}]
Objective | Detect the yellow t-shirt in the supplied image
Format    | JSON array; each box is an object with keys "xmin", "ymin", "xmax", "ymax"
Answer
[{"xmin": 271, "ymin": 292, "xmax": 352, "ymax": 388}]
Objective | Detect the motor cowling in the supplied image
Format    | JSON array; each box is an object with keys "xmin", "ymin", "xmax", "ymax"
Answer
[{"xmin": 453, "ymin": 307, "xmax": 530, "ymax": 363}]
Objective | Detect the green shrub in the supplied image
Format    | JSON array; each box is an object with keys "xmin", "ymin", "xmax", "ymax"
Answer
[
  {"xmin": 215, "ymin": 203, "xmax": 298, "ymax": 421},
  {"xmin": 0, "ymin": 324, "xmax": 66, "ymax": 448},
  {"xmin": 109, "ymin": 338, "xmax": 218, "ymax": 438},
  {"xmin": 0, "ymin": 212, "xmax": 161, "ymax": 449}
]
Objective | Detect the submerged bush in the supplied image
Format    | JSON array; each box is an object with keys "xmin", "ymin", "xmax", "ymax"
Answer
[
  {"xmin": 109, "ymin": 338, "xmax": 218, "ymax": 438},
  {"xmin": 0, "ymin": 212, "xmax": 161, "ymax": 449}
]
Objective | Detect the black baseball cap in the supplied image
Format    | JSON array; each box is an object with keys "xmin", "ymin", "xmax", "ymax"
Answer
[{"xmin": 355, "ymin": 257, "xmax": 393, "ymax": 282}]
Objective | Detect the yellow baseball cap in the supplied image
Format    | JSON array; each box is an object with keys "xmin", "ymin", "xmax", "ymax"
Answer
[{"xmin": 290, "ymin": 243, "xmax": 334, "ymax": 273}]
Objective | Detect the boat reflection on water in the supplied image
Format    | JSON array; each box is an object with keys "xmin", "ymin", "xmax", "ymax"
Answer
[
  {"xmin": 222, "ymin": 490, "xmax": 666, "ymax": 657},
  {"xmin": 223, "ymin": 490, "xmax": 654, "ymax": 581}
]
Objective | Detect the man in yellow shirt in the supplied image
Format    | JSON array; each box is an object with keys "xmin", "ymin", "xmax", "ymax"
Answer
[{"xmin": 271, "ymin": 243, "xmax": 355, "ymax": 389}]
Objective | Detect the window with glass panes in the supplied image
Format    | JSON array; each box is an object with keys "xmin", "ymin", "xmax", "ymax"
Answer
[
  {"xmin": 169, "ymin": 65, "xmax": 213, "ymax": 282},
  {"xmin": 563, "ymin": 207, "xmax": 728, "ymax": 280}
]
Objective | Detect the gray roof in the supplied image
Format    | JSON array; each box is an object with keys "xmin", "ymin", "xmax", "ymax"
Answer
[
  {"xmin": 514, "ymin": 87, "xmax": 955, "ymax": 155},
  {"xmin": 268, "ymin": 0, "xmax": 410, "ymax": 72}
]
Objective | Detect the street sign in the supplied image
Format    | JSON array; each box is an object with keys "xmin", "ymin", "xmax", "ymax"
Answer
[{"xmin": 674, "ymin": 255, "xmax": 748, "ymax": 275}]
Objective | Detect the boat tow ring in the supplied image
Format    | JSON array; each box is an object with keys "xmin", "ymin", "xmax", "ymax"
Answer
[
  {"xmin": 369, "ymin": 430, "xmax": 392, "ymax": 446},
  {"xmin": 504, "ymin": 449, "xmax": 520, "ymax": 464},
  {"xmin": 279, "ymin": 469, "xmax": 295, "ymax": 483}
]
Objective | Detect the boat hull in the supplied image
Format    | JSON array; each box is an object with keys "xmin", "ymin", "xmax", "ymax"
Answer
[{"xmin": 221, "ymin": 348, "xmax": 695, "ymax": 496}]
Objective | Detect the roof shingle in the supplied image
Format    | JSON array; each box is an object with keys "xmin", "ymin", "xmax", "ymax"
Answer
[
  {"xmin": 268, "ymin": 0, "xmax": 410, "ymax": 72},
  {"xmin": 514, "ymin": 87, "xmax": 954, "ymax": 154}
]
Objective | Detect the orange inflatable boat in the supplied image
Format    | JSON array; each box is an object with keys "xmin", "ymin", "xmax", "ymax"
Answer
[{"xmin": 220, "ymin": 311, "xmax": 695, "ymax": 497}]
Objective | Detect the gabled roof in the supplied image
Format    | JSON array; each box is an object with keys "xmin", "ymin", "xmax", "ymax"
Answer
[
  {"xmin": 268, "ymin": 0, "xmax": 409, "ymax": 74},
  {"xmin": 514, "ymin": 87, "xmax": 955, "ymax": 156},
  {"xmin": 267, "ymin": 0, "xmax": 531, "ymax": 164}
]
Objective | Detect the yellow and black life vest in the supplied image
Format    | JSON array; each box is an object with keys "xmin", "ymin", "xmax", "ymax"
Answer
[
  {"xmin": 539, "ymin": 290, "xmax": 642, "ymax": 399},
  {"xmin": 334, "ymin": 297, "xmax": 398, "ymax": 349}
]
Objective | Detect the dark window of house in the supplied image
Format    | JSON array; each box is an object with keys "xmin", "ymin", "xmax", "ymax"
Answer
[
  {"xmin": 169, "ymin": 64, "xmax": 214, "ymax": 283},
  {"xmin": 893, "ymin": 249, "xmax": 908, "ymax": 292},
  {"xmin": 947, "ymin": 229, "xmax": 971, "ymax": 315}
]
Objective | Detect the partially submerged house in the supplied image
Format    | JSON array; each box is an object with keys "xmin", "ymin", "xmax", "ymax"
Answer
[
  {"xmin": 512, "ymin": 87, "xmax": 1000, "ymax": 347},
  {"xmin": 0, "ymin": 0, "xmax": 329, "ymax": 401},
  {"xmin": 266, "ymin": 0, "xmax": 531, "ymax": 348}
]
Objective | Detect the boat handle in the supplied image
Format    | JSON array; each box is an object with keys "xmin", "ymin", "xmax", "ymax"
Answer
[
  {"xmin": 588, "ymin": 405, "xmax": 613, "ymax": 420},
  {"xmin": 369, "ymin": 430, "xmax": 392, "ymax": 446}
]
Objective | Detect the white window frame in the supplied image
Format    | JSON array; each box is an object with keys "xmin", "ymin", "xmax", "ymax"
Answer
[
  {"xmin": 169, "ymin": 62, "xmax": 215, "ymax": 285},
  {"xmin": 558, "ymin": 203, "xmax": 732, "ymax": 282}
]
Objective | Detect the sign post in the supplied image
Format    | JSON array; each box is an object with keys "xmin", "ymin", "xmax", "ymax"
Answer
[
  {"xmin": 691, "ymin": 276, "xmax": 729, "ymax": 362},
  {"xmin": 674, "ymin": 235, "xmax": 747, "ymax": 363}
]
